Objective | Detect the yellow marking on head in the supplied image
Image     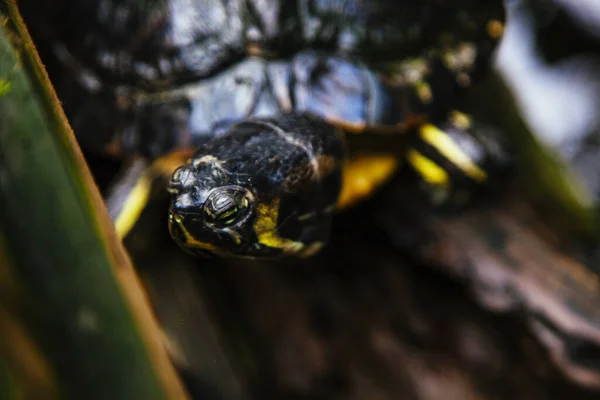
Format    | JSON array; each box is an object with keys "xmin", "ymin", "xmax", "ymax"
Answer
[
  {"xmin": 253, "ymin": 199, "xmax": 306, "ymax": 254},
  {"xmin": 114, "ymin": 175, "xmax": 152, "ymax": 238},
  {"xmin": 336, "ymin": 154, "xmax": 400, "ymax": 210},
  {"xmin": 449, "ymin": 110, "xmax": 471, "ymax": 131},
  {"xmin": 486, "ymin": 20, "xmax": 504, "ymax": 39},
  {"xmin": 419, "ymin": 124, "xmax": 487, "ymax": 182},
  {"xmin": 407, "ymin": 150, "xmax": 449, "ymax": 186},
  {"xmin": 172, "ymin": 215, "xmax": 221, "ymax": 253}
]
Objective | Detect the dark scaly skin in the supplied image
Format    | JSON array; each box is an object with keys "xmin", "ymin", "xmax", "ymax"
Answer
[
  {"xmin": 167, "ymin": 113, "xmax": 345, "ymax": 258},
  {"xmin": 406, "ymin": 112, "xmax": 512, "ymax": 207}
]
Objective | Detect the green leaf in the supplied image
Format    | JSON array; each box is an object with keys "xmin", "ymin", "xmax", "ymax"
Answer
[{"xmin": 0, "ymin": 3, "xmax": 189, "ymax": 399}]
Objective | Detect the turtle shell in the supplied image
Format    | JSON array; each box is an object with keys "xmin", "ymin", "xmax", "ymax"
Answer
[{"xmin": 20, "ymin": 0, "xmax": 505, "ymax": 159}]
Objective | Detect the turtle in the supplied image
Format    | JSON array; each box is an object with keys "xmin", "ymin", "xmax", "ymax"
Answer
[
  {"xmin": 17, "ymin": 2, "xmax": 600, "ymax": 395},
  {"xmin": 19, "ymin": 0, "xmax": 509, "ymax": 259}
]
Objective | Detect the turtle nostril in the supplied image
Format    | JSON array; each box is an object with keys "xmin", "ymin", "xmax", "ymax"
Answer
[
  {"xmin": 169, "ymin": 192, "xmax": 201, "ymax": 217},
  {"xmin": 167, "ymin": 165, "xmax": 193, "ymax": 194},
  {"xmin": 169, "ymin": 198, "xmax": 190, "ymax": 219}
]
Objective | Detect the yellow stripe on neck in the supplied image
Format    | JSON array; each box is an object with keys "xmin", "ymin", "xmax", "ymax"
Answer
[
  {"xmin": 114, "ymin": 175, "xmax": 152, "ymax": 238},
  {"xmin": 113, "ymin": 150, "xmax": 193, "ymax": 239},
  {"xmin": 336, "ymin": 154, "xmax": 400, "ymax": 210}
]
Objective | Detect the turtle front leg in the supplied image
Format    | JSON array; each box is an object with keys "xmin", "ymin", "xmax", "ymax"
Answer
[
  {"xmin": 106, "ymin": 150, "xmax": 194, "ymax": 239},
  {"xmin": 406, "ymin": 110, "xmax": 512, "ymax": 208}
]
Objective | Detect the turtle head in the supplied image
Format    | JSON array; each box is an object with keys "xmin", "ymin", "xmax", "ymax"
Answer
[
  {"xmin": 166, "ymin": 156, "xmax": 313, "ymax": 259},
  {"xmin": 166, "ymin": 114, "xmax": 344, "ymax": 259},
  {"xmin": 166, "ymin": 159, "xmax": 274, "ymax": 258}
]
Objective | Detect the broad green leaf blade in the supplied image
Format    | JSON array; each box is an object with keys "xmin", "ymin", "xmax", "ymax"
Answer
[{"xmin": 0, "ymin": 3, "xmax": 189, "ymax": 399}]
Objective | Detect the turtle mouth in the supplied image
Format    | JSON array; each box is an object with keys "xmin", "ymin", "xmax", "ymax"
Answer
[
  {"xmin": 168, "ymin": 220, "xmax": 220, "ymax": 258},
  {"xmin": 168, "ymin": 210, "xmax": 221, "ymax": 254}
]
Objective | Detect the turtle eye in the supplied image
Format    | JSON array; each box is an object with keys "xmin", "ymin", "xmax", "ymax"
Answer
[{"xmin": 203, "ymin": 186, "xmax": 251, "ymax": 227}]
